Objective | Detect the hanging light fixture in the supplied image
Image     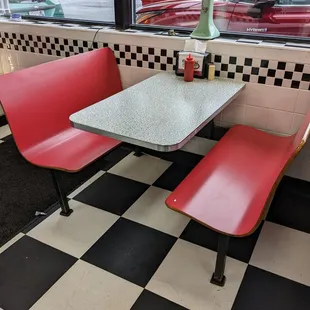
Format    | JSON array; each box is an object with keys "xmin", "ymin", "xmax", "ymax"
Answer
[{"xmin": 191, "ymin": 0, "xmax": 220, "ymax": 40}]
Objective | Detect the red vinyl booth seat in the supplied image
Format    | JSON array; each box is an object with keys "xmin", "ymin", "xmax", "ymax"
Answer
[
  {"xmin": 0, "ymin": 48, "xmax": 122, "ymax": 171},
  {"xmin": 166, "ymin": 111, "xmax": 310, "ymax": 286}
]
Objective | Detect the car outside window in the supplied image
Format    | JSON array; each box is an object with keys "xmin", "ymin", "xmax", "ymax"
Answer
[
  {"xmin": 135, "ymin": 0, "xmax": 310, "ymax": 38},
  {"xmin": 6, "ymin": 0, "xmax": 115, "ymax": 22},
  {"xmin": 238, "ymin": 0, "xmax": 255, "ymax": 3},
  {"xmin": 277, "ymin": 0, "xmax": 310, "ymax": 4}
]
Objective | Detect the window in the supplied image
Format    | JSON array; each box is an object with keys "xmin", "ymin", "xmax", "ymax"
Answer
[
  {"xmin": 3, "ymin": 0, "xmax": 310, "ymax": 40},
  {"xmin": 134, "ymin": 0, "xmax": 310, "ymax": 39},
  {"xmin": 6, "ymin": 0, "xmax": 114, "ymax": 22}
]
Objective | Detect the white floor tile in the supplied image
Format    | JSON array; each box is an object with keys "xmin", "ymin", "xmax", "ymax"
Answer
[
  {"xmin": 27, "ymin": 200, "xmax": 119, "ymax": 258},
  {"xmin": 0, "ymin": 140, "xmax": 3, "ymax": 144},
  {"xmin": 146, "ymin": 239, "xmax": 247, "ymax": 310},
  {"xmin": 0, "ymin": 124, "xmax": 11, "ymax": 139},
  {"xmin": 250, "ymin": 221, "xmax": 310, "ymax": 286},
  {"xmin": 30, "ymin": 260, "xmax": 143, "ymax": 310},
  {"xmin": 181, "ymin": 137, "xmax": 217, "ymax": 156},
  {"xmin": 0, "ymin": 233, "xmax": 24, "ymax": 254},
  {"xmin": 108, "ymin": 153, "xmax": 172, "ymax": 185},
  {"xmin": 68, "ymin": 171, "xmax": 105, "ymax": 199},
  {"xmin": 123, "ymin": 186, "xmax": 190, "ymax": 237}
]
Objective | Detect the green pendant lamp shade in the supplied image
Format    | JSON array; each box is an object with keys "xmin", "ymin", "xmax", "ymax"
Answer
[{"xmin": 191, "ymin": 0, "xmax": 220, "ymax": 40}]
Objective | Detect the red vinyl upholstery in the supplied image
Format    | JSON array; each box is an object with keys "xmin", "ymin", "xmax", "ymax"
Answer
[
  {"xmin": 0, "ymin": 48, "xmax": 122, "ymax": 172},
  {"xmin": 166, "ymin": 112, "xmax": 310, "ymax": 237}
]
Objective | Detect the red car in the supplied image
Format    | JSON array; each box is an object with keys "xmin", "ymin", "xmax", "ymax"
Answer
[{"xmin": 137, "ymin": 0, "xmax": 310, "ymax": 37}]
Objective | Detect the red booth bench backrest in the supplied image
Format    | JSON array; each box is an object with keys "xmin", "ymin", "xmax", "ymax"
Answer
[{"xmin": 0, "ymin": 48, "xmax": 122, "ymax": 153}]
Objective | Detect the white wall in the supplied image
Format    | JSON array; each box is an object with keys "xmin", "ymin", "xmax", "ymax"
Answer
[{"xmin": 216, "ymin": 83, "xmax": 309, "ymax": 136}]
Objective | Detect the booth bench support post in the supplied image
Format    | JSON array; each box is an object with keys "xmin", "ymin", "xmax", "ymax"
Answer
[
  {"xmin": 51, "ymin": 170, "xmax": 74, "ymax": 217},
  {"xmin": 210, "ymin": 234, "xmax": 230, "ymax": 286},
  {"xmin": 134, "ymin": 146, "xmax": 143, "ymax": 157}
]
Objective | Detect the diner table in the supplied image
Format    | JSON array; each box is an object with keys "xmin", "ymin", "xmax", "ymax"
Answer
[{"xmin": 70, "ymin": 72, "xmax": 245, "ymax": 152}]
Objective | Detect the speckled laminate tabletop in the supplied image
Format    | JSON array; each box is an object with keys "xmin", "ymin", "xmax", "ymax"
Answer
[{"xmin": 70, "ymin": 72, "xmax": 245, "ymax": 151}]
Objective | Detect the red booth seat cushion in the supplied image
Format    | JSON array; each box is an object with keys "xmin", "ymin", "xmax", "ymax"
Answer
[{"xmin": 166, "ymin": 124, "xmax": 302, "ymax": 237}]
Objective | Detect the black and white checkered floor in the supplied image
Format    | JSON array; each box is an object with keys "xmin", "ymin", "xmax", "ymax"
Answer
[{"xmin": 1, "ymin": 124, "xmax": 310, "ymax": 309}]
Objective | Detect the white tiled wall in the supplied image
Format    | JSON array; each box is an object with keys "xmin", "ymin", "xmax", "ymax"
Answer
[
  {"xmin": 216, "ymin": 83, "xmax": 309, "ymax": 136},
  {"xmin": 0, "ymin": 50, "xmax": 61, "ymax": 74},
  {"xmin": 118, "ymin": 65, "xmax": 159, "ymax": 90},
  {"xmin": 0, "ymin": 50, "xmax": 60, "ymax": 116}
]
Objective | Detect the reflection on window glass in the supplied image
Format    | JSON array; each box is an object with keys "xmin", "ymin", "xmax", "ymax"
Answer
[
  {"xmin": 135, "ymin": 0, "xmax": 310, "ymax": 38},
  {"xmin": 6, "ymin": 0, "xmax": 115, "ymax": 21}
]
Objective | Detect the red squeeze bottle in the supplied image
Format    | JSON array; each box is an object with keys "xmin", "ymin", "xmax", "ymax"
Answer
[{"xmin": 184, "ymin": 54, "xmax": 194, "ymax": 82}]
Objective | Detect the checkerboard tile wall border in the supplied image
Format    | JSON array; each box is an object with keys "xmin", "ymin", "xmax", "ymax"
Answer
[
  {"xmin": 0, "ymin": 32, "xmax": 177, "ymax": 72},
  {"xmin": 1, "ymin": 31, "xmax": 310, "ymax": 90},
  {"xmin": 213, "ymin": 54, "xmax": 310, "ymax": 90}
]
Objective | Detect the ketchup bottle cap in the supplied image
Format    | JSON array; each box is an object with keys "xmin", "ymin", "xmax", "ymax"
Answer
[{"xmin": 186, "ymin": 53, "xmax": 194, "ymax": 61}]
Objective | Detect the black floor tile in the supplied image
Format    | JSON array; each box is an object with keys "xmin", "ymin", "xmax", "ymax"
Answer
[
  {"xmin": 131, "ymin": 290, "xmax": 188, "ymax": 310},
  {"xmin": 140, "ymin": 147, "xmax": 165, "ymax": 159},
  {"xmin": 121, "ymin": 145, "xmax": 202, "ymax": 168},
  {"xmin": 81, "ymin": 218, "xmax": 177, "ymax": 287},
  {"xmin": 0, "ymin": 115, "xmax": 7, "ymax": 127},
  {"xmin": 2, "ymin": 133, "xmax": 12, "ymax": 141},
  {"xmin": 100, "ymin": 145, "xmax": 132, "ymax": 170},
  {"xmin": 212, "ymin": 125, "xmax": 230, "ymax": 141},
  {"xmin": 160, "ymin": 150, "xmax": 203, "ymax": 168},
  {"xmin": 267, "ymin": 176, "xmax": 310, "ymax": 234},
  {"xmin": 153, "ymin": 163, "xmax": 194, "ymax": 191},
  {"xmin": 196, "ymin": 122, "xmax": 214, "ymax": 139},
  {"xmin": 180, "ymin": 220, "xmax": 263, "ymax": 263},
  {"xmin": 0, "ymin": 236, "xmax": 77, "ymax": 310},
  {"xmin": 120, "ymin": 142, "xmax": 136, "ymax": 151},
  {"xmin": 232, "ymin": 265, "xmax": 310, "ymax": 310},
  {"xmin": 74, "ymin": 173, "xmax": 149, "ymax": 215}
]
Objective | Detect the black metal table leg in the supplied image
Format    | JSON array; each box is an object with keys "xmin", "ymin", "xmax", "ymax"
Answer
[
  {"xmin": 133, "ymin": 146, "xmax": 143, "ymax": 157},
  {"xmin": 210, "ymin": 234, "xmax": 230, "ymax": 287},
  {"xmin": 209, "ymin": 119, "xmax": 215, "ymax": 140},
  {"xmin": 51, "ymin": 170, "xmax": 73, "ymax": 217}
]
